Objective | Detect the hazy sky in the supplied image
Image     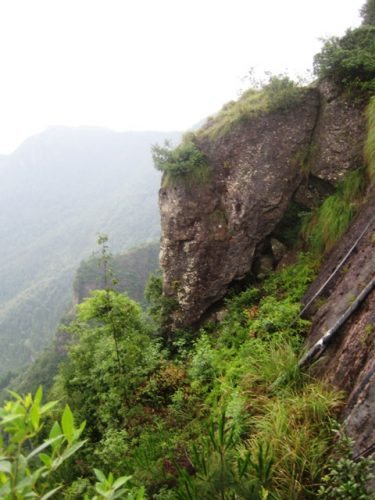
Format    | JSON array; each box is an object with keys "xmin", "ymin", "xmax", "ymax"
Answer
[{"xmin": 0, "ymin": 0, "xmax": 364, "ymax": 153}]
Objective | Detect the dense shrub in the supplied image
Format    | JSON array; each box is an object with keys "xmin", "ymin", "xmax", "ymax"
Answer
[
  {"xmin": 314, "ymin": 26, "xmax": 375, "ymax": 93},
  {"xmin": 152, "ymin": 139, "xmax": 212, "ymax": 187}
]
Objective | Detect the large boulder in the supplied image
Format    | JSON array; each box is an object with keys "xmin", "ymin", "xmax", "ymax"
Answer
[{"xmin": 159, "ymin": 89, "xmax": 320, "ymax": 327}]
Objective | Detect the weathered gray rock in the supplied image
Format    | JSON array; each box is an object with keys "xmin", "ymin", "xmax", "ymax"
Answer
[
  {"xmin": 159, "ymin": 89, "xmax": 320, "ymax": 328},
  {"xmin": 159, "ymin": 81, "xmax": 368, "ymax": 329},
  {"xmin": 309, "ymin": 80, "xmax": 367, "ymax": 184},
  {"xmin": 270, "ymin": 238, "xmax": 287, "ymax": 263}
]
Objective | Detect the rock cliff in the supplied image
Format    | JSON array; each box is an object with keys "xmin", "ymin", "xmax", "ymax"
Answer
[
  {"xmin": 159, "ymin": 82, "xmax": 368, "ymax": 328},
  {"xmin": 158, "ymin": 81, "xmax": 375, "ymax": 483}
]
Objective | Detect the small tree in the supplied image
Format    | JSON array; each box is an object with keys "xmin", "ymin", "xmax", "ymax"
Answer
[
  {"xmin": 361, "ymin": 0, "xmax": 375, "ymax": 25},
  {"xmin": 313, "ymin": 26, "xmax": 375, "ymax": 93}
]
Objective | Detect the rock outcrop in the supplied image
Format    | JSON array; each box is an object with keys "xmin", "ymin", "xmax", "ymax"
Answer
[{"xmin": 159, "ymin": 83, "xmax": 368, "ymax": 328}]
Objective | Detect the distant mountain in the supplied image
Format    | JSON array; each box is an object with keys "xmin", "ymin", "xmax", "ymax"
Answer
[{"xmin": 0, "ymin": 126, "xmax": 180, "ymax": 374}]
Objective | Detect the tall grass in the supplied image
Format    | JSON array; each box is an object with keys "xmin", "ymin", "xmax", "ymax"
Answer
[
  {"xmin": 248, "ymin": 384, "xmax": 342, "ymax": 498},
  {"xmin": 302, "ymin": 169, "xmax": 366, "ymax": 254},
  {"xmin": 179, "ymin": 257, "xmax": 343, "ymax": 498},
  {"xmin": 199, "ymin": 76, "xmax": 306, "ymax": 140}
]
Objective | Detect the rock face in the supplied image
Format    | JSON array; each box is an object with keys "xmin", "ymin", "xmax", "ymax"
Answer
[
  {"xmin": 310, "ymin": 80, "xmax": 368, "ymax": 183},
  {"xmin": 159, "ymin": 82, "xmax": 367, "ymax": 329},
  {"xmin": 303, "ymin": 193, "xmax": 375, "ymax": 463}
]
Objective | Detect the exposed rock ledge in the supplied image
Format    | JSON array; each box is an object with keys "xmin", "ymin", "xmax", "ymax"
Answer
[{"xmin": 159, "ymin": 81, "xmax": 367, "ymax": 329}]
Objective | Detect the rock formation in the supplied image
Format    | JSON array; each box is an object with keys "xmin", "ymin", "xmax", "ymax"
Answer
[{"xmin": 159, "ymin": 82, "xmax": 367, "ymax": 328}]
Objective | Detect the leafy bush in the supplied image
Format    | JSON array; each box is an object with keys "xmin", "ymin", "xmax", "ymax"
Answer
[
  {"xmin": 0, "ymin": 387, "xmax": 86, "ymax": 499},
  {"xmin": 152, "ymin": 139, "xmax": 212, "ymax": 187},
  {"xmin": 314, "ymin": 26, "xmax": 375, "ymax": 93},
  {"xmin": 189, "ymin": 334, "xmax": 217, "ymax": 385},
  {"xmin": 317, "ymin": 433, "xmax": 374, "ymax": 499}
]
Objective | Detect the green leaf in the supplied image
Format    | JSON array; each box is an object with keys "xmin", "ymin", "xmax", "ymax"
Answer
[
  {"xmin": 49, "ymin": 421, "xmax": 62, "ymax": 440},
  {"xmin": 51, "ymin": 440, "xmax": 86, "ymax": 470},
  {"xmin": 41, "ymin": 486, "xmax": 62, "ymax": 499},
  {"xmin": 39, "ymin": 453, "xmax": 52, "ymax": 467},
  {"xmin": 112, "ymin": 475, "xmax": 132, "ymax": 490},
  {"xmin": 34, "ymin": 386, "xmax": 43, "ymax": 407},
  {"xmin": 61, "ymin": 405, "xmax": 74, "ymax": 444},
  {"xmin": 30, "ymin": 401, "xmax": 40, "ymax": 431},
  {"xmin": 0, "ymin": 412, "xmax": 24, "ymax": 424},
  {"xmin": 5, "ymin": 390, "xmax": 24, "ymax": 402},
  {"xmin": 40, "ymin": 400, "xmax": 58, "ymax": 415},
  {"xmin": 94, "ymin": 468, "xmax": 107, "ymax": 483},
  {"xmin": 0, "ymin": 460, "xmax": 11, "ymax": 474},
  {"xmin": 26, "ymin": 436, "xmax": 62, "ymax": 460}
]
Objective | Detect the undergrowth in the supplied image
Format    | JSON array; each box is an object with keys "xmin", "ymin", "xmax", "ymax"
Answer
[
  {"xmin": 45, "ymin": 253, "xmax": 345, "ymax": 498},
  {"xmin": 173, "ymin": 254, "xmax": 342, "ymax": 498}
]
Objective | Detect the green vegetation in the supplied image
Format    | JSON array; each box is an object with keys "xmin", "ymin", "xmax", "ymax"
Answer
[
  {"xmin": 32, "ymin": 254, "xmax": 349, "ymax": 498},
  {"xmin": 200, "ymin": 74, "xmax": 307, "ymax": 139},
  {"xmin": 317, "ymin": 433, "xmax": 375, "ymax": 499},
  {"xmin": 365, "ymin": 96, "xmax": 375, "ymax": 183},
  {"xmin": 0, "ymin": 388, "xmax": 145, "ymax": 499},
  {"xmin": 74, "ymin": 242, "xmax": 160, "ymax": 307},
  {"xmin": 361, "ymin": 0, "xmax": 375, "ymax": 25},
  {"xmin": 313, "ymin": 25, "xmax": 375, "ymax": 94},
  {"xmin": 1, "ymin": 241, "xmax": 160, "ymax": 398},
  {"xmin": 301, "ymin": 169, "xmax": 366, "ymax": 255},
  {"xmin": 0, "ymin": 387, "xmax": 86, "ymax": 498},
  {"xmin": 152, "ymin": 139, "xmax": 212, "ymax": 187},
  {"xmin": 0, "ymin": 128, "xmax": 179, "ymax": 376}
]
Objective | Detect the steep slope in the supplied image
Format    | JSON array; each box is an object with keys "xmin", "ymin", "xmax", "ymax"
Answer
[
  {"xmin": 302, "ymin": 193, "xmax": 375, "ymax": 461},
  {"xmin": 0, "ymin": 127, "xmax": 179, "ymax": 374}
]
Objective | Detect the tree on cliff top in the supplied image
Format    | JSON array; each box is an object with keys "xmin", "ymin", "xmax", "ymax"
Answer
[{"xmin": 361, "ymin": 0, "xmax": 375, "ymax": 25}]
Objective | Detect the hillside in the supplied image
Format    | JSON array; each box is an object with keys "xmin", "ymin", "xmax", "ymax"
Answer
[
  {"xmin": 0, "ymin": 5, "xmax": 374, "ymax": 499},
  {"xmin": 4, "ymin": 241, "xmax": 160, "ymax": 396},
  {"xmin": 0, "ymin": 127, "xmax": 179, "ymax": 374}
]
